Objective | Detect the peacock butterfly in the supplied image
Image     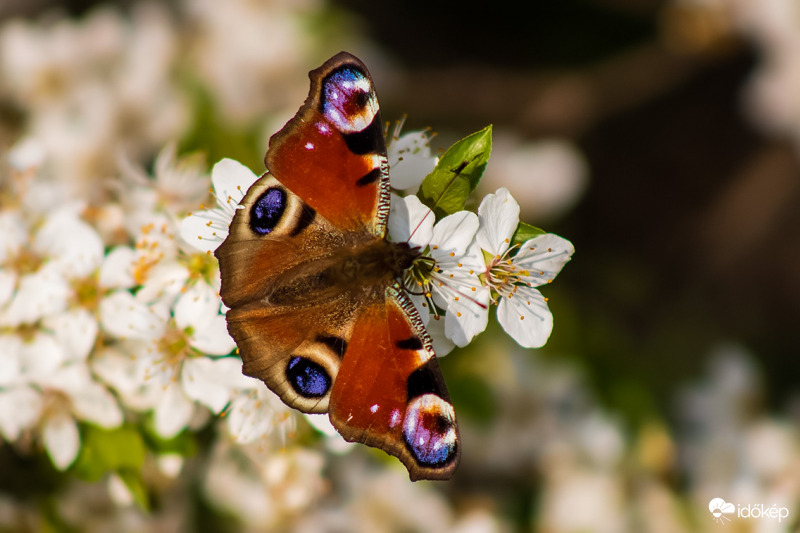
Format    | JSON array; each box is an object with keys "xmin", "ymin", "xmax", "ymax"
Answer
[{"xmin": 215, "ymin": 52, "xmax": 460, "ymax": 480}]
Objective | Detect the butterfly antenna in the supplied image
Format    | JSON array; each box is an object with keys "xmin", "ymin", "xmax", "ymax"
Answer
[{"xmin": 405, "ymin": 208, "xmax": 435, "ymax": 246}]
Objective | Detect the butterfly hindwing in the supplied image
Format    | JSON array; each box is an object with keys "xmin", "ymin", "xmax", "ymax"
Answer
[
  {"xmin": 329, "ymin": 287, "xmax": 460, "ymax": 481},
  {"xmin": 216, "ymin": 174, "xmax": 358, "ymax": 413},
  {"xmin": 266, "ymin": 52, "xmax": 390, "ymax": 236}
]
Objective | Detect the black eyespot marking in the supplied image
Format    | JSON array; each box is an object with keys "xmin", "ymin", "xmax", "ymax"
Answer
[
  {"xmin": 290, "ymin": 205, "xmax": 316, "ymax": 236},
  {"xmin": 396, "ymin": 336, "xmax": 423, "ymax": 351},
  {"xmin": 287, "ymin": 356, "xmax": 331, "ymax": 398},
  {"xmin": 353, "ymin": 89, "xmax": 371, "ymax": 110},
  {"xmin": 407, "ymin": 359, "xmax": 448, "ymax": 400},
  {"xmin": 342, "ymin": 115, "xmax": 384, "ymax": 155},
  {"xmin": 250, "ymin": 187, "xmax": 286, "ymax": 236},
  {"xmin": 316, "ymin": 335, "xmax": 348, "ymax": 358},
  {"xmin": 356, "ymin": 167, "xmax": 382, "ymax": 187}
]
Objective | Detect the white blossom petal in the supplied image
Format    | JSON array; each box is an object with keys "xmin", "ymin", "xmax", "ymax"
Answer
[
  {"xmin": 429, "ymin": 211, "xmax": 479, "ymax": 261},
  {"xmin": 34, "ymin": 208, "xmax": 104, "ymax": 279},
  {"xmin": 174, "ymin": 281, "xmax": 220, "ymax": 330},
  {"xmin": 0, "ymin": 335, "xmax": 22, "ymax": 386},
  {"xmin": 20, "ymin": 330, "xmax": 67, "ymax": 378},
  {"xmin": 476, "ymin": 187, "xmax": 520, "ymax": 257},
  {"xmin": 0, "ymin": 211, "xmax": 27, "ymax": 263},
  {"xmin": 108, "ymin": 474, "xmax": 135, "ymax": 507},
  {"xmin": 43, "ymin": 308, "xmax": 98, "ymax": 362},
  {"xmin": 0, "ymin": 269, "xmax": 16, "ymax": 307},
  {"xmin": 388, "ymin": 193, "xmax": 434, "ymax": 248},
  {"xmin": 8, "ymin": 136, "xmax": 45, "ymax": 170},
  {"xmin": 91, "ymin": 346, "xmax": 158, "ymax": 411},
  {"xmin": 42, "ymin": 413, "xmax": 80, "ymax": 470},
  {"xmin": 154, "ymin": 382, "xmax": 193, "ymax": 438},
  {"xmin": 191, "ymin": 314, "xmax": 235, "ymax": 355},
  {"xmin": 512, "ymin": 234, "xmax": 575, "ymax": 287},
  {"xmin": 1, "ymin": 265, "xmax": 70, "ymax": 326},
  {"xmin": 444, "ymin": 285, "xmax": 490, "ymax": 347},
  {"xmin": 71, "ymin": 382, "xmax": 124, "ymax": 428},
  {"xmin": 173, "ymin": 282, "xmax": 234, "ymax": 355},
  {"xmin": 0, "ymin": 386, "xmax": 42, "ymax": 440},
  {"xmin": 497, "ymin": 287, "xmax": 553, "ymax": 348},
  {"xmin": 135, "ymin": 261, "xmax": 189, "ymax": 305},
  {"xmin": 211, "ymin": 158, "xmax": 259, "ymax": 210},
  {"xmin": 387, "ymin": 130, "xmax": 437, "ymax": 190},
  {"xmin": 180, "ymin": 210, "xmax": 227, "ymax": 253},
  {"xmin": 226, "ymin": 385, "xmax": 294, "ymax": 444},
  {"xmin": 98, "ymin": 246, "xmax": 137, "ymax": 289},
  {"xmin": 181, "ymin": 357, "xmax": 241, "ymax": 413},
  {"xmin": 100, "ymin": 290, "xmax": 167, "ymax": 340}
]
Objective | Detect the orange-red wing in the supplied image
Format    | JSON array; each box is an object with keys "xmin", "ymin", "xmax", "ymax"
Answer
[
  {"xmin": 266, "ymin": 52, "xmax": 389, "ymax": 236},
  {"xmin": 329, "ymin": 287, "xmax": 460, "ymax": 481}
]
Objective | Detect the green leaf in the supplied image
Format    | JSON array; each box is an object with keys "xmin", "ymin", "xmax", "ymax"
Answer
[
  {"xmin": 71, "ymin": 425, "xmax": 146, "ymax": 482},
  {"xmin": 511, "ymin": 221, "xmax": 546, "ymax": 247},
  {"xmin": 418, "ymin": 125, "xmax": 493, "ymax": 219},
  {"xmin": 118, "ymin": 468, "xmax": 151, "ymax": 512}
]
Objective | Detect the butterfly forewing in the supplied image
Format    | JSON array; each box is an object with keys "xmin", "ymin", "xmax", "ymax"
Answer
[{"xmin": 266, "ymin": 52, "xmax": 390, "ymax": 237}]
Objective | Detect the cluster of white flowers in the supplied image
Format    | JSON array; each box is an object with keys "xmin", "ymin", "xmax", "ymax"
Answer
[
  {"xmin": 183, "ymin": 127, "xmax": 574, "ymax": 355},
  {"xmin": 0, "ymin": 2, "xmax": 337, "ymax": 501},
  {"xmin": 0, "ymin": 142, "xmax": 298, "ymax": 476}
]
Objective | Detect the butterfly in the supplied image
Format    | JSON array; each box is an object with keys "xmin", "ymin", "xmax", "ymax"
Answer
[{"xmin": 215, "ymin": 52, "xmax": 460, "ymax": 481}]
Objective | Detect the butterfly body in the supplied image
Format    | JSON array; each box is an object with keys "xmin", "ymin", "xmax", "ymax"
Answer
[{"xmin": 216, "ymin": 52, "xmax": 460, "ymax": 480}]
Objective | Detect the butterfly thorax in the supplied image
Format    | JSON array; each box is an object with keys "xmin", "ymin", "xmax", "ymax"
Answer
[
  {"xmin": 265, "ymin": 238, "xmax": 419, "ymax": 307},
  {"xmin": 336, "ymin": 239, "xmax": 420, "ymax": 286}
]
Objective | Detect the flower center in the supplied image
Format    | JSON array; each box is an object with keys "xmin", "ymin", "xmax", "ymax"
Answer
[
  {"xmin": 72, "ymin": 274, "xmax": 100, "ymax": 310},
  {"xmin": 40, "ymin": 388, "xmax": 72, "ymax": 422},
  {"xmin": 187, "ymin": 252, "xmax": 218, "ymax": 285},
  {"xmin": 157, "ymin": 323, "xmax": 194, "ymax": 367},
  {"xmin": 400, "ymin": 255, "xmax": 445, "ymax": 315},
  {"xmin": 484, "ymin": 245, "xmax": 530, "ymax": 302},
  {"xmin": 9, "ymin": 247, "xmax": 45, "ymax": 277}
]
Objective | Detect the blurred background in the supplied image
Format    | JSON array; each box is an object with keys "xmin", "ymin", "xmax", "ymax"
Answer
[{"xmin": 1, "ymin": 0, "xmax": 799, "ymax": 531}]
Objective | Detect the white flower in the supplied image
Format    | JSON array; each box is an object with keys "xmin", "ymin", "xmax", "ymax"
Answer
[
  {"xmin": 180, "ymin": 158, "xmax": 260, "ymax": 253},
  {"xmin": 203, "ymin": 440, "xmax": 327, "ymax": 529},
  {"xmin": 118, "ymin": 143, "xmax": 209, "ymax": 221},
  {"xmin": 99, "ymin": 280, "xmax": 237, "ymax": 438},
  {"xmin": 387, "ymin": 122, "xmax": 438, "ymax": 191},
  {"xmin": 476, "ymin": 188, "xmax": 574, "ymax": 348},
  {"xmin": 389, "ymin": 194, "xmax": 489, "ymax": 349},
  {"xmin": 0, "ymin": 205, "xmax": 104, "ymax": 327},
  {"xmin": 0, "ymin": 385, "xmax": 42, "ymax": 442},
  {"xmin": 226, "ymin": 381, "xmax": 297, "ymax": 445},
  {"xmin": 36, "ymin": 362, "xmax": 124, "ymax": 470},
  {"xmin": 0, "ymin": 307, "xmax": 121, "ymax": 470}
]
